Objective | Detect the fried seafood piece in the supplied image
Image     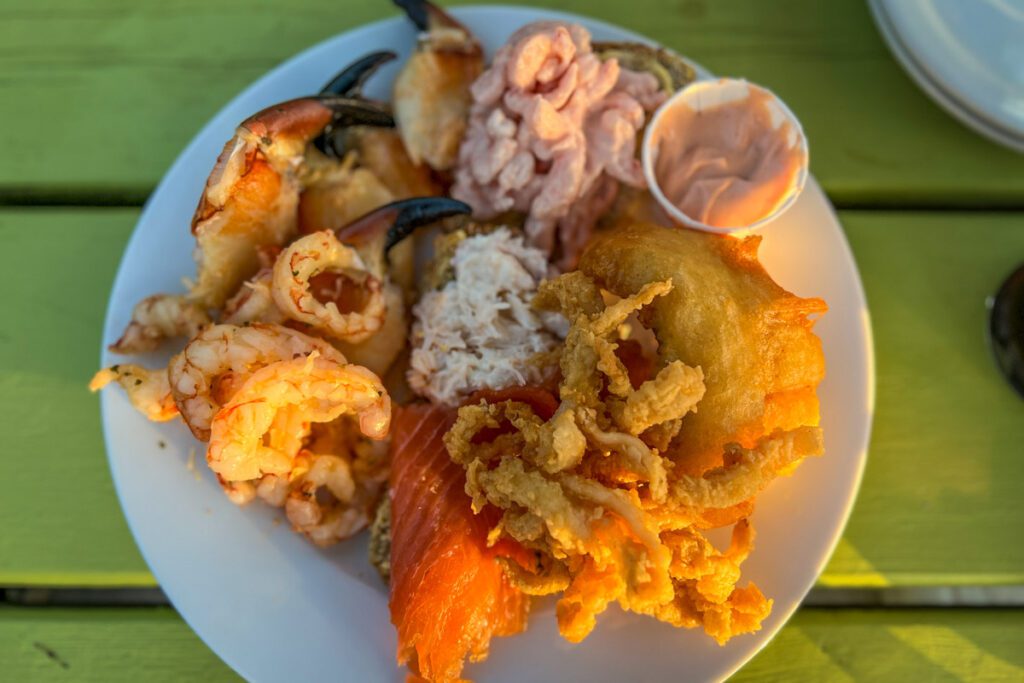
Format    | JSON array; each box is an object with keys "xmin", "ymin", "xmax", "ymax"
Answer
[
  {"xmin": 392, "ymin": 0, "xmax": 483, "ymax": 171},
  {"xmin": 578, "ymin": 222, "xmax": 827, "ymax": 476},
  {"xmin": 447, "ymin": 390, "xmax": 772, "ymax": 644},
  {"xmin": 447, "ymin": 399, "xmax": 672, "ymax": 642},
  {"xmin": 108, "ymin": 294, "xmax": 211, "ymax": 354},
  {"xmin": 89, "ymin": 364, "xmax": 178, "ymax": 422},
  {"xmin": 389, "ymin": 403, "xmax": 528, "ymax": 683},
  {"xmin": 189, "ymin": 55, "xmax": 395, "ymax": 308},
  {"xmin": 650, "ymin": 521, "xmax": 772, "ymax": 644},
  {"xmin": 442, "ymin": 273, "xmax": 793, "ymax": 644},
  {"xmin": 671, "ymin": 426, "xmax": 824, "ymax": 511}
]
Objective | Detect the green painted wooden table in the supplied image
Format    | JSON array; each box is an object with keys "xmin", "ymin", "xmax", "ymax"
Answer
[{"xmin": 2, "ymin": 0, "xmax": 1022, "ymax": 680}]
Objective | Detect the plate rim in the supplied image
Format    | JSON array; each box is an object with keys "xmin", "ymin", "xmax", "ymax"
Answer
[{"xmin": 97, "ymin": 5, "xmax": 876, "ymax": 681}]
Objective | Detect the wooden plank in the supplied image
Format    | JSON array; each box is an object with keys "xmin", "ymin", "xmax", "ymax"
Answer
[
  {"xmin": 2, "ymin": 605, "xmax": 1021, "ymax": 681},
  {"xmin": 734, "ymin": 608, "xmax": 1024, "ymax": 682},
  {"xmin": 0, "ymin": 208, "xmax": 152, "ymax": 586},
  {"xmin": 0, "ymin": 605, "xmax": 238, "ymax": 681},
  {"xmin": 821, "ymin": 211, "xmax": 1024, "ymax": 586},
  {"xmin": 0, "ymin": 0, "xmax": 1022, "ymax": 206},
  {"xmin": 2, "ymin": 208, "xmax": 1023, "ymax": 587}
]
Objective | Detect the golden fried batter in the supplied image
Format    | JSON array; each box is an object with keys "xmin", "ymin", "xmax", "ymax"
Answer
[
  {"xmin": 444, "ymin": 243, "xmax": 826, "ymax": 647},
  {"xmin": 578, "ymin": 222, "xmax": 826, "ymax": 476}
]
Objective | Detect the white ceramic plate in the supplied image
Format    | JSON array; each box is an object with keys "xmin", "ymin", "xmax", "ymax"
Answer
[
  {"xmin": 869, "ymin": 0, "xmax": 1024, "ymax": 153},
  {"xmin": 97, "ymin": 6, "xmax": 874, "ymax": 682}
]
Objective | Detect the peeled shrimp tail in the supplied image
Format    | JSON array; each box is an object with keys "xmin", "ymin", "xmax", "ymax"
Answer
[
  {"xmin": 90, "ymin": 364, "xmax": 178, "ymax": 422},
  {"xmin": 109, "ymin": 294, "xmax": 210, "ymax": 354}
]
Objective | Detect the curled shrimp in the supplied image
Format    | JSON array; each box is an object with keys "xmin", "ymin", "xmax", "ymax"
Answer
[
  {"xmin": 167, "ymin": 323, "xmax": 346, "ymax": 441},
  {"xmin": 249, "ymin": 419, "xmax": 388, "ymax": 545},
  {"xmin": 285, "ymin": 451, "xmax": 365, "ymax": 546},
  {"xmin": 109, "ymin": 294, "xmax": 211, "ymax": 354},
  {"xmin": 89, "ymin": 364, "xmax": 178, "ymax": 422},
  {"xmin": 272, "ymin": 230, "xmax": 386, "ymax": 343},
  {"xmin": 221, "ymin": 269, "xmax": 287, "ymax": 325},
  {"xmin": 206, "ymin": 352, "xmax": 390, "ymax": 488}
]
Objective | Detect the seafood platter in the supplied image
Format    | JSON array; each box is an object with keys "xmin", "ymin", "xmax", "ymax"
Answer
[{"xmin": 93, "ymin": 2, "xmax": 873, "ymax": 681}]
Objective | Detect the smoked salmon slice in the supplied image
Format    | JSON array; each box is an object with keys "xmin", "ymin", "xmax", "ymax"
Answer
[{"xmin": 388, "ymin": 403, "xmax": 529, "ymax": 683}]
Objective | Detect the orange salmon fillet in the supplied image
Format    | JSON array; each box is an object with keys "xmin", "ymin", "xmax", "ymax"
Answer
[{"xmin": 389, "ymin": 403, "xmax": 529, "ymax": 683}]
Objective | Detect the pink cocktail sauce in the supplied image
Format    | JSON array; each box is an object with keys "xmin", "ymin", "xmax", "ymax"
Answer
[{"xmin": 652, "ymin": 84, "xmax": 805, "ymax": 229}]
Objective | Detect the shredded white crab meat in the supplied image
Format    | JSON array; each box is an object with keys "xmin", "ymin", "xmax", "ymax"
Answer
[{"xmin": 408, "ymin": 228, "xmax": 564, "ymax": 406}]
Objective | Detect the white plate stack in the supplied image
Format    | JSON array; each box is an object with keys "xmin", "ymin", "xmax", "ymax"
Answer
[{"xmin": 870, "ymin": 0, "xmax": 1024, "ymax": 152}]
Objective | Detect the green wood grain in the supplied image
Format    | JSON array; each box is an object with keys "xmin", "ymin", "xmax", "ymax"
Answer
[
  {"xmin": 0, "ymin": 209, "xmax": 152, "ymax": 586},
  {"xmin": 0, "ymin": 0, "xmax": 1022, "ymax": 206},
  {"xmin": 2, "ymin": 606, "xmax": 1021, "ymax": 681},
  {"xmin": 733, "ymin": 608, "xmax": 1024, "ymax": 682},
  {"xmin": 822, "ymin": 211, "xmax": 1024, "ymax": 586},
  {"xmin": 1, "ymin": 208, "xmax": 1023, "ymax": 587},
  {"xmin": 0, "ymin": 606, "xmax": 238, "ymax": 681}
]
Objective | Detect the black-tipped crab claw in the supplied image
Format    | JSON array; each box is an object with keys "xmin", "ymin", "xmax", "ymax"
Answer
[
  {"xmin": 189, "ymin": 53, "xmax": 403, "ymax": 308},
  {"xmin": 338, "ymin": 196, "xmax": 472, "ymax": 257},
  {"xmin": 391, "ymin": 0, "xmax": 483, "ymax": 171}
]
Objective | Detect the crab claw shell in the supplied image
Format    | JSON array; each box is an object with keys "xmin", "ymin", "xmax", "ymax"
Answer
[
  {"xmin": 592, "ymin": 41, "xmax": 696, "ymax": 93},
  {"xmin": 320, "ymin": 50, "xmax": 398, "ymax": 96},
  {"xmin": 316, "ymin": 95, "xmax": 394, "ymax": 130},
  {"xmin": 392, "ymin": 0, "xmax": 483, "ymax": 171},
  {"xmin": 189, "ymin": 97, "xmax": 396, "ymax": 308},
  {"xmin": 314, "ymin": 94, "xmax": 396, "ymax": 160},
  {"xmin": 336, "ymin": 197, "xmax": 471, "ymax": 254},
  {"xmin": 393, "ymin": 0, "xmax": 460, "ymax": 32},
  {"xmin": 232, "ymin": 96, "xmax": 392, "ymax": 165}
]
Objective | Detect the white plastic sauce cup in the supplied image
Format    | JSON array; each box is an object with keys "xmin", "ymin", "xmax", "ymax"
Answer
[{"xmin": 641, "ymin": 78, "xmax": 810, "ymax": 235}]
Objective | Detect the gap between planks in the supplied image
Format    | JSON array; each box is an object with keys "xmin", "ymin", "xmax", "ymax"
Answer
[{"xmin": 5, "ymin": 586, "xmax": 1024, "ymax": 608}]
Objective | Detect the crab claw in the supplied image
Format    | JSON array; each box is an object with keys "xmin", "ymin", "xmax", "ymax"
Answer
[
  {"xmin": 190, "ymin": 94, "xmax": 398, "ymax": 308},
  {"xmin": 319, "ymin": 50, "xmax": 398, "ymax": 97},
  {"xmin": 314, "ymin": 94, "xmax": 395, "ymax": 159},
  {"xmin": 337, "ymin": 197, "xmax": 471, "ymax": 254},
  {"xmin": 394, "ymin": 0, "xmax": 463, "ymax": 32},
  {"xmin": 392, "ymin": 0, "xmax": 483, "ymax": 171},
  {"xmin": 317, "ymin": 95, "xmax": 393, "ymax": 128}
]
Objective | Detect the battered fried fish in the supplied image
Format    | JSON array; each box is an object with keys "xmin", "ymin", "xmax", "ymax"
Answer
[{"xmin": 578, "ymin": 222, "xmax": 827, "ymax": 477}]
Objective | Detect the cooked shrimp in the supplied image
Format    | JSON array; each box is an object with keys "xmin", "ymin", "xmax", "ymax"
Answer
[
  {"xmin": 167, "ymin": 323, "xmax": 346, "ymax": 441},
  {"xmin": 206, "ymin": 353, "xmax": 390, "ymax": 486},
  {"xmin": 89, "ymin": 364, "xmax": 178, "ymax": 422},
  {"xmin": 221, "ymin": 269, "xmax": 287, "ymax": 325},
  {"xmin": 271, "ymin": 231, "xmax": 387, "ymax": 343},
  {"xmin": 285, "ymin": 451, "xmax": 368, "ymax": 546},
  {"xmin": 109, "ymin": 294, "xmax": 211, "ymax": 354}
]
